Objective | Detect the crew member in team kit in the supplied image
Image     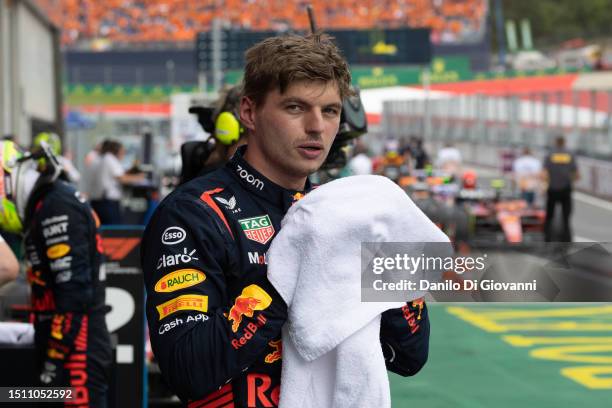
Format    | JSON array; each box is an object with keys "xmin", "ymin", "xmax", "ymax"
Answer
[{"xmin": 0, "ymin": 141, "xmax": 111, "ymax": 407}]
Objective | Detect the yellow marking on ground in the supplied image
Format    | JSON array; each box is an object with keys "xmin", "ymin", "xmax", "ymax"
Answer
[
  {"xmin": 446, "ymin": 306, "xmax": 509, "ymax": 333},
  {"xmin": 447, "ymin": 306, "xmax": 612, "ymax": 333},
  {"xmin": 561, "ymin": 366, "xmax": 612, "ymax": 389},
  {"xmin": 503, "ymin": 336, "xmax": 612, "ymax": 347},
  {"xmin": 448, "ymin": 306, "xmax": 612, "ymax": 390},
  {"xmin": 531, "ymin": 345, "xmax": 612, "ymax": 364},
  {"xmin": 477, "ymin": 305, "xmax": 612, "ymax": 320},
  {"xmin": 501, "ymin": 323, "xmax": 612, "ymax": 332}
]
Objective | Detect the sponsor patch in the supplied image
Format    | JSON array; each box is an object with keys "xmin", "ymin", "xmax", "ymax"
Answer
[
  {"xmin": 41, "ymin": 215, "xmax": 68, "ymax": 227},
  {"xmin": 154, "ymin": 269, "xmax": 206, "ymax": 293},
  {"xmin": 47, "ymin": 348, "xmax": 65, "ymax": 360},
  {"xmin": 158, "ymin": 313, "xmax": 209, "ymax": 335},
  {"xmin": 50, "ymin": 256, "xmax": 72, "ymax": 272},
  {"xmin": 27, "ymin": 269, "xmax": 46, "ymax": 287},
  {"xmin": 45, "ymin": 235, "xmax": 69, "ymax": 246},
  {"xmin": 43, "ymin": 222, "xmax": 68, "ymax": 239},
  {"xmin": 231, "ymin": 314, "xmax": 267, "ymax": 349},
  {"xmin": 248, "ymin": 251, "xmax": 268, "ymax": 265},
  {"xmin": 156, "ymin": 294, "xmax": 208, "ymax": 320},
  {"xmin": 55, "ymin": 270, "xmax": 72, "ymax": 284},
  {"xmin": 162, "ymin": 226, "xmax": 186, "ymax": 245},
  {"xmin": 47, "ymin": 244, "xmax": 71, "ymax": 260},
  {"xmin": 265, "ymin": 339, "xmax": 282, "ymax": 363},
  {"xmin": 157, "ymin": 248, "xmax": 198, "ymax": 269},
  {"xmin": 236, "ymin": 164, "xmax": 265, "ymax": 190},
  {"xmin": 50, "ymin": 315, "xmax": 64, "ymax": 340},
  {"xmin": 215, "ymin": 195, "xmax": 242, "ymax": 214},
  {"xmin": 26, "ymin": 245, "xmax": 41, "ymax": 266},
  {"xmin": 228, "ymin": 284, "xmax": 272, "ymax": 332},
  {"xmin": 238, "ymin": 215, "xmax": 275, "ymax": 245}
]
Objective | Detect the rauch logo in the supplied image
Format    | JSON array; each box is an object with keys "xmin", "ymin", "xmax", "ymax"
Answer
[{"xmin": 154, "ymin": 269, "xmax": 206, "ymax": 293}]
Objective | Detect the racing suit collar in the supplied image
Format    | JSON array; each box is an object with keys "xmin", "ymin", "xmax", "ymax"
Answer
[{"xmin": 228, "ymin": 146, "xmax": 312, "ymax": 211}]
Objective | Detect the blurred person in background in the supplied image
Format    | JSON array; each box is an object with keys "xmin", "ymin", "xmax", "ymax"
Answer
[
  {"xmin": 0, "ymin": 140, "xmax": 111, "ymax": 406},
  {"xmin": 512, "ymin": 146, "xmax": 542, "ymax": 206},
  {"xmin": 32, "ymin": 132, "xmax": 81, "ymax": 184},
  {"xmin": 543, "ymin": 136, "xmax": 579, "ymax": 242},
  {"xmin": 89, "ymin": 139, "xmax": 145, "ymax": 225},
  {"xmin": 436, "ymin": 141, "xmax": 462, "ymax": 176},
  {"xmin": 180, "ymin": 86, "xmax": 248, "ymax": 184},
  {"xmin": 0, "ymin": 232, "xmax": 19, "ymax": 287},
  {"xmin": 81, "ymin": 141, "xmax": 103, "ymax": 198},
  {"xmin": 409, "ymin": 136, "xmax": 430, "ymax": 170},
  {"xmin": 377, "ymin": 138, "xmax": 408, "ymax": 183},
  {"xmin": 347, "ymin": 140, "xmax": 373, "ymax": 175}
]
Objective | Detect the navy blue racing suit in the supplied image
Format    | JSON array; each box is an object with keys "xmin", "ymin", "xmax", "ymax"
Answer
[
  {"xmin": 24, "ymin": 180, "xmax": 112, "ymax": 407},
  {"xmin": 142, "ymin": 146, "xmax": 430, "ymax": 407}
]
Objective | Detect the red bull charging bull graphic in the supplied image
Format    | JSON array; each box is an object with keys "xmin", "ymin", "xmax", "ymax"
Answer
[{"xmin": 228, "ymin": 284, "xmax": 272, "ymax": 332}]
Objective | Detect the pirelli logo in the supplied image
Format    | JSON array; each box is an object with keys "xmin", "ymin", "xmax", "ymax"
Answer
[{"xmin": 156, "ymin": 294, "xmax": 208, "ymax": 320}]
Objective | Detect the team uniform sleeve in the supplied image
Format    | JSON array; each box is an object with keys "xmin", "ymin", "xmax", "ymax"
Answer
[
  {"xmin": 379, "ymin": 299, "xmax": 430, "ymax": 377},
  {"xmin": 142, "ymin": 198, "xmax": 287, "ymax": 401},
  {"xmin": 36, "ymin": 202, "xmax": 96, "ymax": 385}
]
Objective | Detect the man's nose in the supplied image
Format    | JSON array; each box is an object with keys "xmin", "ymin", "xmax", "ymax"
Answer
[{"xmin": 305, "ymin": 109, "xmax": 325, "ymax": 134}]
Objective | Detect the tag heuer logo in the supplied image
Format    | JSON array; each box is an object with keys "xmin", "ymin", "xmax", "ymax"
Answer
[{"xmin": 238, "ymin": 215, "xmax": 275, "ymax": 245}]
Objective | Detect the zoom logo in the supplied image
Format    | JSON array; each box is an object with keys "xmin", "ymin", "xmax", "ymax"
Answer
[
  {"xmin": 236, "ymin": 164, "xmax": 264, "ymax": 190},
  {"xmin": 162, "ymin": 226, "xmax": 186, "ymax": 245}
]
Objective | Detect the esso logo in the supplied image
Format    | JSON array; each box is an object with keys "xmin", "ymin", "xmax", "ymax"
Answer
[{"xmin": 162, "ymin": 226, "xmax": 186, "ymax": 245}]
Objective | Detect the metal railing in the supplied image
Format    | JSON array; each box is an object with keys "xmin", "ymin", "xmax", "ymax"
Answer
[{"xmin": 382, "ymin": 89, "xmax": 612, "ymax": 199}]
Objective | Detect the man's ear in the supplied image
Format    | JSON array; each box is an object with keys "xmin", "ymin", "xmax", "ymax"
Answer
[{"xmin": 239, "ymin": 96, "xmax": 256, "ymax": 132}]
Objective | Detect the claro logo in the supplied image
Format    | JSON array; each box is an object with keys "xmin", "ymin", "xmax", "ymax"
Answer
[
  {"xmin": 236, "ymin": 164, "xmax": 264, "ymax": 190},
  {"xmin": 161, "ymin": 226, "xmax": 186, "ymax": 245}
]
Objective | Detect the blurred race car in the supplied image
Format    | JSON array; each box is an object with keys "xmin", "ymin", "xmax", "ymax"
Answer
[
  {"xmin": 456, "ymin": 178, "xmax": 545, "ymax": 244},
  {"xmin": 403, "ymin": 170, "xmax": 545, "ymax": 244}
]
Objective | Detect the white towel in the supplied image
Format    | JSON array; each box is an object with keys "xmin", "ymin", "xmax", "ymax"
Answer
[
  {"xmin": 267, "ymin": 175, "xmax": 450, "ymax": 408},
  {"xmin": 0, "ymin": 322, "xmax": 34, "ymax": 345}
]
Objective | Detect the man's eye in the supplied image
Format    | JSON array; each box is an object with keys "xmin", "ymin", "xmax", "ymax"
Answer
[
  {"xmin": 324, "ymin": 108, "xmax": 340, "ymax": 116},
  {"xmin": 286, "ymin": 105, "xmax": 302, "ymax": 113}
]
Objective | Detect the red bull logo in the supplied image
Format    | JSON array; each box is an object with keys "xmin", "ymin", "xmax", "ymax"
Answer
[
  {"xmin": 50, "ymin": 315, "xmax": 65, "ymax": 340},
  {"xmin": 231, "ymin": 314, "xmax": 267, "ymax": 350},
  {"xmin": 264, "ymin": 340, "xmax": 282, "ymax": 364},
  {"xmin": 247, "ymin": 373, "xmax": 280, "ymax": 407},
  {"xmin": 228, "ymin": 284, "xmax": 272, "ymax": 332}
]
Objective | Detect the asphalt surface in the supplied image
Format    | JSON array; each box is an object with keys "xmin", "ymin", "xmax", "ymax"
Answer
[{"xmin": 573, "ymin": 192, "xmax": 612, "ymax": 242}]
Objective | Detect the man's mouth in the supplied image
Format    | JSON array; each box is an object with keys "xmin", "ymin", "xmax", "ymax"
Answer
[
  {"xmin": 297, "ymin": 142, "xmax": 324, "ymax": 159},
  {"xmin": 298, "ymin": 142, "xmax": 323, "ymax": 151}
]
